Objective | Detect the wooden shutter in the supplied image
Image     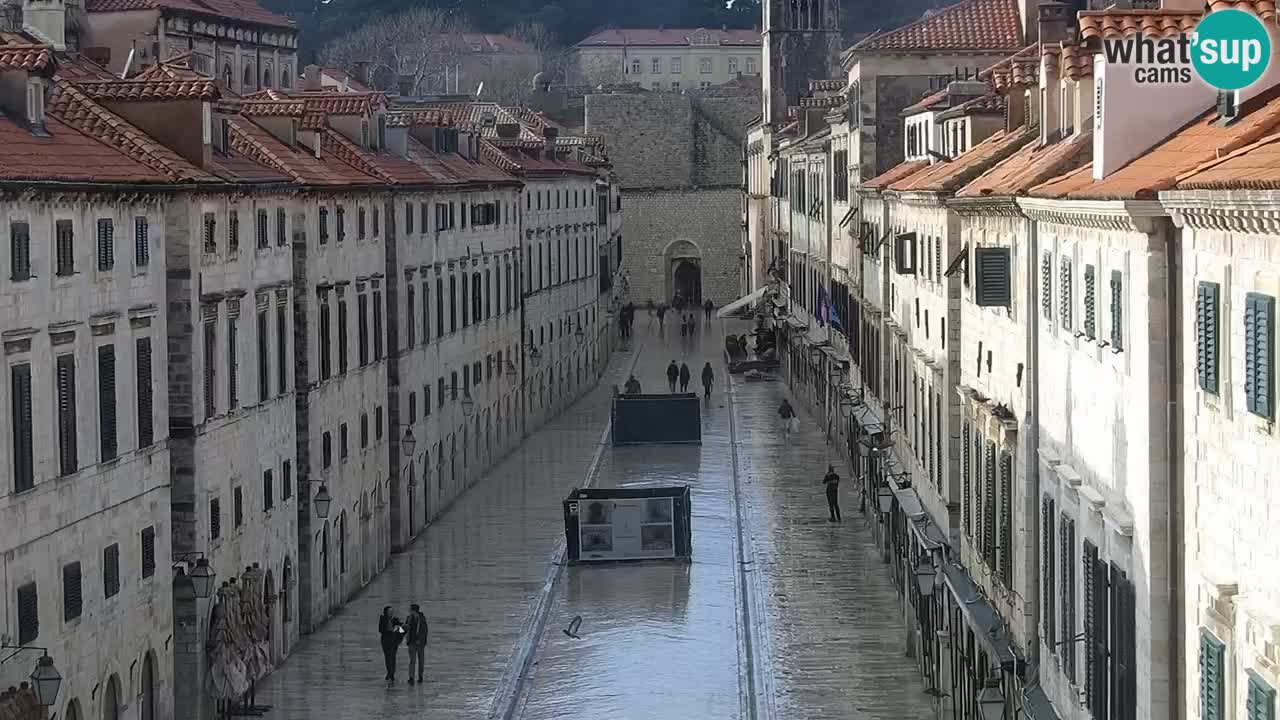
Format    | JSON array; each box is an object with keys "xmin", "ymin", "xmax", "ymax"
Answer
[
  {"xmin": 1041, "ymin": 253, "xmax": 1053, "ymax": 319},
  {"xmin": 1084, "ymin": 540, "xmax": 1099, "ymax": 709},
  {"xmin": 227, "ymin": 312, "xmax": 239, "ymax": 409},
  {"xmin": 1059, "ymin": 256, "xmax": 1073, "ymax": 329},
  {"xmin": 56, "ymin": 353, "xmax": 78, "ymax": 476},
  {"xmin": 257, "ymin": 309, "xmax": 269, "ymax": 401},
  {"xmin": 373, "ymin": 289, "xmax": 384, "ymax": 360},
  {"xmin": 1201, "ymin": 630, "xmax": 1226, "ymax": 720},
  {"xmin": 63, "ymin": 562, "xmax": 82, "ymax": 620},
  {"xmin": 974, "ymin": 247, "xmax": 1012, "ymax": 307},
  {"xmin": 98, "ymin": 345, "xmax": 117, "ymax": 461},
  {"xmin": 1061, "ymin": 517, "xmax": 1077, "ymax": 680},
  {"xmin": 56, "ymin": 219, "xmax": 74, "ymax": 276},
  {"xmin": 1246, "ymin": 292, "xmax": 1275, "ymax": 418},
  {"xmin": 257, "ymin": 209, "xmax": 268, "ymax": 249},
  {"xmin": 136, "ymin": 337, "xmax": 153, "ymax": 447},
  {"xmin": 1198, "ymin": 282, "xmax": 1221, "ymax": 394},
  {"xmin": 103, "ymin": 543, "xmax": 120, "ymax": 598},
  {"xmin": 1091, "ymin": 552, "xmax": 1110, "ymax": 719},
  {"xmin": 134, "ymin": 216, "xmax": 149, "ymax": 266},
  {"xmin": 1042, "ymin": 497, "xmax": 1056, "ymax": 649},
  {"xmin": 204, "ymin": 316, "xmax": 216, "ymax": 418},
  {"xmin": 17, "ymin": 582, "xmax": 38, "ymax": 644},
  {"xmin": 1084, "ymin": 264, "xmax": 1097, "ymax": 338},
  {"xmin": 962, "ymin": 422, "xmax": 972, "ymax": 536},
  {"xmin": 983, "ymin": 441, "xmax": 997, "ymax": 567},
  {"xmin": 282, "ymin": 461, "xmax": 292, "ymax": 500},
  {"xmin": 97, "ymin": 218, "xmax": 114, "ymax": 271},
  {"xmin": 11, "ymin": 363, "xmax": 34, "ymax": 492},
  {"xmin": 1116, "ymin": 570, "xmax": 1136, "ymax": 720},
  {"xmin": 141, "ymin": 526, "xmax": 155, "ymax": 578},
  {"xmin": 10, "ymin": 221, "xmax": 31, "ymax": 280},
  {"xmin": 229, "ymin": 210, "xmax": 240, "ymax": 252},
  {"xmin": 210, "ymin": 498, "xmax": 221, "ymax": 539},
  {"xmin": 1248, "ymin": 671, "xmax": 1277, "ymax": 720},
  {"xmin": 203, "ymin": 213, "xmax": 216, "ymax": 253},
  {"xmin": 999, "ymin": 450, "xmax": 1013, "ymax": 585},
  {"xmin": 276, "ymin": 299, "xmax": 287, "ymax": 393},
  {"xmin": 263, "ymin": 470, "xmax": 274, "ymax": 510},
  {"xmin": 1110, "ymin": 270, "xmax": 1124, "ymax": 350},
  {"xmin": 895, "ymin": 232, "xmax": 917, "ymax": 275},
  {"xmin": 277, "ymin": 207, "xmax": 287, "ymax": 246},
  {"xmin": 234, "ymin": 486, "xmax": 243, "ymax": 526}
]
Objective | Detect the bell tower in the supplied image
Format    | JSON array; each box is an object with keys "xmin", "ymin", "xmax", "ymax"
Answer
[{"xmin": 762, "ymin": 0, "xmax": 843, "ymax": 126}]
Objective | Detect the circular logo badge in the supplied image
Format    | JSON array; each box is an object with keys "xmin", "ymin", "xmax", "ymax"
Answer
[{"xmin": 1192, "ymin": 9, "xmax": 1272, "ymax": 90}]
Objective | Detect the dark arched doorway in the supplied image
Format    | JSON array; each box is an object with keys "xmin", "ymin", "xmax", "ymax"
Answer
[
  {"xmin": 141, "ymin": 651, "xmax": 157, "ymax": 720},
  {"xmin": 102, "ymin": 674, "xmax": 122, "ymax": 720},
  {"xmin": 673, "ymin": 259, "xmax": 702, "ymax": 304}
]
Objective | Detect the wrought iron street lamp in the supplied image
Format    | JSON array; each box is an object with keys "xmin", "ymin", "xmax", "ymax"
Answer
[
  {"xmin": 401, "ymin": 427, "xmax": 417, "ymax": 457},
  {"xmin": 311, "ymin": 483, "xmax": 333, "ymax": 519},
  {"xmin": 173, "ymin": 552, "xmax": 217, "ymax": 599},
  {"xmin": 574, "ymin": 321, "xmax": 584, "ymax": 344},
  {"xmin": 876, "ymin": 485, "xmax": 895, "ymax": 514},
  {"xmin": 0, "ymin": 647, "xmax": 63, "ymax": 706},
  {"xmin": 461, "ymin": 391, "xmax": 476, "ymax": 417},
  {"xmin": 914, "ymin": 553, "xmax": 936, "ymax": 597},
  {"xmin": 976, "ymin": 680, "xmax": 1006, "ymax": 720}
]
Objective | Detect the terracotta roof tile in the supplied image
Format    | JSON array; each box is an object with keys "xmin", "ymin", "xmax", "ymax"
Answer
[
  {"xmin": 0, "ymin": 32, "xmax": 54, "ymax": 73},
  {"xmin": 903, "ymin": 89, "xmax": 950, "ymax": 116},
  {"xmin": 1032, "ymin": 90, "xmax": 1280, "ymax": 199},
  {"xmin": 577, "ymin": 28, "xmax": 761, "ymax": 47},
  {"xmin": 85, "ymin": 0, "xmax": 294, "ymax": 29},
  {"xmin": 322, "ymin": 130, "xmax": 437, "ymax": 185},
  {"xmin": 890, "ymin": 127, "xmax": 1035, "ymax": 192},
  {"xmin": 74, "ymin": 78, "xmax": 219, "ymax": 102},
  {"xmin": 230, "ymin": 117, "xmax": 378, "ymax": 185},
  {"xmin": 385, "ymin": 109, "xmax": 455, "ymax": 128},
  {"xmin": 0, "ymin": 114, "xmax": 170, "ymax": 183},
  {"xmin": 851, "ymin": 0, "xmax": 1023, "ymax": 52},
  {"xmin": 319, "ymin": 67, "xmax": 370, "ymax": 92},
  {"xmin": 412, "ymin": 102, "xmax": 541, "ymax": 141},
  {"xmin": 1172, "ymin": 130, "xmax": 1280, "ymax": 189},
  {"xmin": 49, "ymin": 81, "xmax": 215, "ymax": 182},
  {"xmin": 1210, "ymin": 0, "xmax": 1278, "ymax": 20},
  {"xmin": 809, "ymin": 79, "xmax": 846, "ymax": 92},
  {"xmin": 1061, "ymin": 42, "xmax": 1093, "ymax": 81},
  {"xmin": 239, "ymin": 99, "xmax": 305, "ymax": 117},
  {"xmin": 1077, "ymin": 10, "xmax": 1201, "ymax": 41},
  {"xmin": 957, "ymin": 131, "xmax": 1093, "ymax": 197},
  {"xmin": 935, "ymin": 93, "xmax": 1006, "ymax": 120},
  {"xmin": 983, "ymin": 44, "xmax": 1040, "ymax": 92},
  {"xmin": 300, "ymin": 110, "xmax": 326, "ymax": 130},
  {"xmin": 54, "ymin": 53, "xmax": 118, "ymax": 80},
  {"xmin": 862, "ymin": 159, "xmax": 931, "ymax": 190}
]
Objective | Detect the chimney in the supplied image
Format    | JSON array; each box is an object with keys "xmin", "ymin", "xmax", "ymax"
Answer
[
  {"xmin": 397, "ymin": 74, "xmax": 415, "ymax": 97},
  {"xmin": 22, "ymin": 0, "xmax": 67, "ymax": 52},
  {"xmin": 352, "ymin": 61, "xmax": 370, "ymax": 87},
  {"xmin": 496, "ymin": 122, "xmax": 520, "ymax": 139},
  {"xmin": 542, "ymin": 126, "xmax": 559, "ymax": 159},
  {"xmin": 1037, "ymin": 2, "xmax": 1070, "ymax": 44},
  {"xmin": 303, "ymin": 64, "xmax": 321, "ymax": 91},
  {"xmin": 945, "ymin": 80, "xmax": 988, "ymax": 106}
]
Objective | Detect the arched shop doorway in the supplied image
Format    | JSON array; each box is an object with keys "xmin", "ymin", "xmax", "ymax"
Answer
[{"xmin": 664, "ymin": 239, "xmax": 702, "ymax": 304}]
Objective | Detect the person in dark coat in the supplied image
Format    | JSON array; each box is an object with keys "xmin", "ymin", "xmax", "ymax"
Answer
[
  {"xmin": 704, "ymin": 298, "xmax": 714, "ymax": 321},
  {"xmin": 701, "ymin": 362, "xmax": 715, "ymax": 399},
  {"xmin": 624, "ymin": 375, "xmax": 642, "ymax": 394},
  {"xmin": 379, "ymin": 606, "xmax": 405, "ymax": 686},
  {"xmin": 666, "ymin": 361, "xmax": 679, "ymax": 393},
  {"xmin": 657, "ymin": 304, "xmax": 667, "ymax": 330},
  {"xmin": 678, "ymin": 363, "xmax": 691, "ymax": 393},
  {"xmin": 405, "ymin": 603, "xmax": 429, "ymax": 684},
  {"xmin": 680, "ymin": 315, "xmax": 688, "ymax": 337},
  {"xmin": 823, "ymin": 464, "xmax": 842, "ymax": 522}
]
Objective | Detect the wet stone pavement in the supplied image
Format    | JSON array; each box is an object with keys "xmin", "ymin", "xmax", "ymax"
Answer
[{"xmin": 255, "ymin": 318, "xmax": 936, "ymax": 719}]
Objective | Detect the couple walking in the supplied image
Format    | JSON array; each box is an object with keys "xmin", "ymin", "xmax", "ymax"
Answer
[
  {"xmin": 666, "ymin": 360, "xmax": 715, "ymax": 397},
  {"xmin": 378, "ymin": 604, "xmax": 429, "ymax": 687}
]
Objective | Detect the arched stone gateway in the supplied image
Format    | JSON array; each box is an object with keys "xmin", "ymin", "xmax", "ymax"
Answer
[{"xmin": 664, "ymin": 239, "xmax": 703, "ymax": 304}]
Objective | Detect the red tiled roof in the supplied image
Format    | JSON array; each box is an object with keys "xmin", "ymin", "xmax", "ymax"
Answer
[
  {"xmin": 135, "ymin": 56, "xmax": 212, "ymax": 82},
  {"xmin": 1210, "ymin": 0, "xmax": 1278, "ymax": 20},
  {"xmin": 54, "ymin": 53, "xmax": 118, "ymax": 80},
  {"xmin": 322, "ymin": 129, "xmax": 438, "ymax": 185},
  {"xmin": 935, "ymin": 94, "xmax": 1005, "ymax": 120},
  {"xmin": 240, "ymin": 99, "xmax": 305, "ymax": 117},
  {"xmin": 75, "ymin": 78, "xmax": 219, "ymax": 102},
  {"xmin": 0, "ymin": 114, "xmax": 170, "ymax": 183},
  {"xmin": 1032, "ymin": 91, "xmax": 1280, "ymax": 199},
  {"xmin": 1077, "ymin": 10, "xmax": 1201, "ymax": 41},
  {"xmin": 319, "ymin": 67, "xmax": 370, "ymax": 92},
  {"xmin": 85, "ymin": 0, "xmax": 294, "ymax": 29},
  {"xmin": 49, "ymin": 81, "xmax": 215, "ymax": 182},
  {"xmin": 903, "ymin": 89, "xmax": 950, "ymax": 115},
  {"xmin": 1061, "ymin": 42, "xmax": 1093, "ymax": 81},
  {"xmin": 230, "ymin": 117, "xmax": 379, "ymax": 186},
  {"xmin": 0, "ymin": 32, "xmax": 54, "ymax": 73},
  {"xmin": 957, "ymin": 131, "xmax": 1093, "ymax": 197},
  {"xmin": 862, "ymin": 160, "xmax": 930, "ymax": 190},
  {"xmin": 456, "ymin": 33, "xmax": 534, "ymax": 54},
  {"xmin": 984, "ymin": 43, "xmax": 1039, "ymax": 92},
  {"xmin": 413, "ymin": 102, "xmax": 542, "ymax": 141},
  {"xmin": 1172, "ymin": 130, "xmax": 1280, "ymax": 189},
  {"xmin": 385, "ymin": 109, "xmax": 455, "ymax": 128},
  {"xmin": 577, "ymin": 28, "xmax": 760, "ymax": 47},
  {"xmin": 890, "ymin": 127, "xmax": 1035, "ymax": 192},
  {"xmin": 850, "ymin": 0, "xmax": 1023, "ymax": 52}
]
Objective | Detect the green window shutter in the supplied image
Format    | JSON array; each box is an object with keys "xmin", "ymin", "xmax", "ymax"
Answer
[
  {"xmin": 1248, "ymin": 671, "xmax": 1277, "ymax": 720},
  {"xmin": 1083, "ymin": 540, "xmax": 1099, "ymax": 710},
  {"xmin": 1084, "ymin": 265, "xmax": 1097, "ymax": 339},
  {"xmin": 974, "ymin": 430, "xmax": 984, "ymax": 545},
  {"xmin": 962, "ymin": 422, "xmax": 972, "ymax": 536},
  {"xmin": 983, "ymin": 441, "xmax": 997, "ymax": 567},
  {"xmin": 1246, "ymin": 292, "xmax": 1275, "ymax": 419},
  {"xmin": 1198, "ymin": 282, "xmax": 1221, "ymax": 394},
  {"xmin": 999, "ymin": 450, "xmax": 1013, "ymax": 586},
  {"xmin": 974, "ymin": 247, "xmax": 1012, "ymax": 306},
  {"xmin": 1041, "ymin": 253, "xmax": 1053, "ymax": 320},
  {"xmin": 1060, "ymin": 257, "xmax": 1073, "ymax": 330},
  {"xmin": 1201, "ymin": 630, "xmax": 1226, "ymax": 720},
  {"xmin": 1042, "ymin": 497, "xmax": 1056, "ymax": 649},
  {"xmin": 1110, "ymin": 270, "xmax": 1125, "ymax": 350},
  {"xmin": 1061, "ymin": 517, "xmax": 1077, "ymax": 681}
]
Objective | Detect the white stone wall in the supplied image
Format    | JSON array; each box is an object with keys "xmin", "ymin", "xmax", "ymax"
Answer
[
  {"xmin": 0, "ymin": 194, "xmax": 173, "ymax": 720},
  {"xmin": 576, "ymin": 44, "xmax": 761, "ymax": 90},
  {"xmin": 1163, "ymin": 203, "xmax": 1280, "ymax": 720},
  {"xmin": 1026, "ymin": 209, "xmax": 1173, "ymax": 720}
]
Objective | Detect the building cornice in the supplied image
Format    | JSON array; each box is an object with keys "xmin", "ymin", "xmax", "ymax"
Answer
[
  {"xmin": 948, "ymin": 196, "xmax": 1023, "ymax": 218},
  {"xmin": 1015, "ymin": 197, "xmax": 1167, "ymax": 233},
  {"xmin": 888, "ymin": 189, "xmax": 950, "ymax": 208},
  {"xmin": 1160, "ymin": 190, "xmax": 1280, "ymax": 234}
]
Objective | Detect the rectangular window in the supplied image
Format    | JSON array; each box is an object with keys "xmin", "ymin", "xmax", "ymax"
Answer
[
  {"xmin": 1248, "ymin": 671, "xmax": 1277, "ymax": 720},
  {"xmin": 1201, "ymin": 631, "xmax": 1226, "ymax": 720},
  {"xmin": 1110, "ymin": 566, "xmax": 1137, "ymax": 720},
  {"xmin": 1060, "ymin": 256, "xmax": 1073, "ymax": 330},
  {"xmin": 1041, "ymin": 496, "xmax": 1057, "ymax": 650},
  {"xmin": 961, "ymin": 421, "xmax": 971, "ymax": 536},
  {"xmin": 256, "ymin": 209, "xmax": 269, "ymax": 249},
  {"xmin": 56, "ymin": 353, "xmax": 78, "ymax": 476},
  {"xmin": 406, "ymin": 202, "xmax": 415, "ymax": 235},
  {"xmin": 408, "ymin": 391, "xmax": 417, "ymax": 424},
  {"xmin": 228, "ymin": 210, "xmax": 239, "ymax": 254},
  {"xmin": 202, "ymin": 212, "xmax": 217, "ymax": 254},
  {"xmin": 276, "ymin": 300, "xmax": 287, "ymax": 393},
  {"xmin": 424, "ymin": 384, "xmax": 431, "ymax": 415},
  {"xmin": 282, "ymin": 460, "xmax": 292, "ymax": 500},
  {"xmin": 257, "ymin": 308, "xmax": 270, "ymax": 401},
  {"xmin": 210, "ymin": 498, "xmax": 221, "ymax": 539},
  {"xmin": 358, "ymin": 292, "xmax": 370, "ymax": 365},
  {"xmin": 1060, "ymin": 516, "xmax": 1077, "ymax": 681},
  {"xmin": 1246, "ymin": 292, "xmax": 1274, "ymax": 418},
  {"xmin": 336, "ymin": 206, "xmax": 346, "ymax": 242},
  {"xmin": 233, "ymin": 486, "xmax": 243, "ymax": 526},
  {"xmin": 277, "ymin": 208, "xmax": 287, "ymax": 246},
  {"xmin": 974, "ymin": 247, "xmax": 1011, "ymax": 307},
  {"xmin": 17, "ymin": 582, "xmax": 38, "ymax": 644},
  {"xmin": 999, "ymin": 450, "xmax": 1013, "ymax": 586},
  {"xmin": 358, "ymin": 207, "xmax": 367, "ymax": 239},
  {"xmin": 375, "ymin": 407, "xmax": 383, "ymax": 439},
  {"xmin": 373, "ymin": 207, "xmax": 380, "ymax": 237},
  {"xmin": 360, "ymin": 413, "xmax": 369, "ymax": 447},
  {"xmin": 373, "ymin": 289, "xmax": 384, "ymax": 361},
  {"xmin": 10, "ymin": 221, "xmax": 31, "ymax": 280},
  {"xmin": 1085, "ymin": 541, "xmax": 1108, "ymax": 719},
  {"xmin": 56, "ymin": 219, "xmax": 74, "ymax": 276},
  {"xmin": 337, "ymin": 293, "xmax": 349, "ymax": 375},
  {"xmin": 134, "ymin": 216, "xmax": 150, "ymax": 266},
  {"xmin": 340, "ymin": 423, "xmax": 348, "ymax": 460},
  {"xmin": 63, "ymin": 562, "xmax": 82, "ymax": 620},
  {"xmin": 204, "ymin": 315, "xmax": 217, "ymax": 418},
  {"xmin": 407, "ymin": 284, "xmax": 416, "ymax": 348},
  {"xmin": 1041, "ymin": 253, "xmax": 1053, "ymax": 320},
  {"xmin": 96, "ymin": 218, "xmax": 114, "ymax": 271},
  {"xmin": 141, "ymin": 526, "xmax": 156, "ymax": 578},
  {"xmin": 322, "ymin": 431, "xmax": 332, "ymax": 467},
  {"xmin": 1110, "ymin": 270, "xmax": 1124, "ymax": 350},
  {"xmin": 449, "ymin": 276, "xmax": 458, "ymax": 333},
  {"xmin": 11, "ymin": 364, "xmax": 34, "ymax": 492},
  {"xmin": 227, "ymin": 310, "xmax": 239, "ymax": 410},
  {"xmin": 98, "ymin": 345, "xmax": 117, "ymax": 461},
  {"xmin": 263, "ymin": 469, "xmax": 274, "ymax": 510},
  {"xmin": 420, "ymin": 202, "xmax": 428, "ymax": 232},
  {"xmin": 422, "ymin": 280, "xmax": 430, "ymax": 344},
  {"xmin": 1084, "ymin": 264, "xmax": 1097, "ymax": 339},
  {"xmin": 319, "ymin": 206, "xmax": 329, "ymax": 244},
  {"xmin": 103, "ymin": 543, "xmax": 120, "ymax": 598},
  {"xmin": 1197, "ymin": 281, "xmax": 1221, "ymax": 394}
]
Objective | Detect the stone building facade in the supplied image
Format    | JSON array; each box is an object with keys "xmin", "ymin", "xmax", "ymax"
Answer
[
  {"xmin": 585, "ymin": 89, "xmax": 757, "ymax": 306},
  {"xmin": 574, "ymin": 28, "xmax": 761, "ymax": 91}
]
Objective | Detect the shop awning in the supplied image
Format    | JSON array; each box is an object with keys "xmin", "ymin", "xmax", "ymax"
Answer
[
  {"xmin": 717, "ymin": 286, "xmax": 768, "ymax": 319},
  {"xmin": 1022, "ymin": 685, "xmax": 1063, "ymax": 720},
  {"xmin": 942, "ymin": 563, "xmax": 1018, "ymax": 669}
]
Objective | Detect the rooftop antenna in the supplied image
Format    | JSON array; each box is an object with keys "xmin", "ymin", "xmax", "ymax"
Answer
[
  {"xmin": 476, "ymin": 81, "xmax": 484, "ymax": 98},
  {"xmin": 121, "ymin": 46, "xmax": 136, "ymax": 79}
]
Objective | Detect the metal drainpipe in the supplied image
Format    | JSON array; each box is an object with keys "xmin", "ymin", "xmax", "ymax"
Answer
[
  {"xmin": 1024, "ymin": 211, "xmax": 1042, "ymax": 684},
  {"xmin": 1163, "ymin": 218, "xmax": 1185, "ymax": 720}
]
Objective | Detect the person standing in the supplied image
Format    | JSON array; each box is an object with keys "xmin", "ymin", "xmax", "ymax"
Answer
[
  {"xmin": 701, "ymin": 362, "xmax": 715, "ymax": 399},
  {"xmin": 406, "ymin": 604, "xmax": 429, "ymax": 685},
  {"xmin": 679, "ymin": 363, "xmax": 691, "ymax": 393},
  {"xmin": 378, "ymin": 606, "xmax": 405, "ymax": 686},
  {"xmin": 778, "ymin": 399, "xmax": 797, "ymax": 439},
  {"xmin": 657, "ymin": 304, "xmax": 667, "ymax": 331},
  {"xmin": 823, "ymin": 465, "xmax": 842, "ymax": 522},
  {"xmin": 704, "ymin": 298, "xmax": 714, "ymax": 322},
  {"xmin": 680, "ymin": 315, "xmax": 688, "ymax": 337},
  {"xmin": 666, "ymin": 361, "xmax": 679, "ymax": 393}
]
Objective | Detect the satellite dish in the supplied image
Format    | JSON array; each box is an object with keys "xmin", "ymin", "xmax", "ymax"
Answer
[{"xmin": 475, "ymin": 81, "xmax": 484, "ymax": 98}]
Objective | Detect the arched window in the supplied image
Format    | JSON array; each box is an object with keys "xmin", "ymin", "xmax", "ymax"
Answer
[
  {"xmin": 223, "ymin": 64, "xmax": 233, "ymax": 87},
  {"xmin": 281, "ymin": 67, "xmax": 291, "ymax": 88},
  {"xmin": 263, "ymin": 65, "xmax": 273, "ymax": 87}
]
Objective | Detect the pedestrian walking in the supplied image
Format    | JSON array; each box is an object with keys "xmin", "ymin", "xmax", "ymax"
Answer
[
  {"xmin": 405, "ymin": 604, "xmax": 429, "ymax": 685},
  {"xmin": 657, "ymin": 304, "xmax": 667, "ymax": 331},
  {"xmin": 701, "ymin": 362, "xmax": 715, "ymax": 399},
  {"xmin": 624, "ymin": 374, "xmax": 642, "ymax": 395},
  {"xmin": 823, "ymin": 464, "xmax": 842, "ymax": 522},
  {"xmin": 704, "ymin": 298, "xmax": 714, "ymax": 322},
  {"xmin": 778, "ymin": 399, "xmax": 797, "ymax": 438},
  {"xmin": 679, "ymin": 363, "xmax": 691, "ymax": 393},
  {"xmin": 378, "ymin": 606, "xmax": 406, "ymax": 686},
  {"xmin": 680, "ymin": 316, "xmax": 688, "ymax": 337},
  {"xmin": 647, "ymin": 299, "xmax": 656, "ymax": 327},
  {"xmin": 687, "ymin": 313, "xmax": 697, "ymax": 334},
  {"xmin": 667, "ymin": 361, "xmax": 679, "ymax": 393}
]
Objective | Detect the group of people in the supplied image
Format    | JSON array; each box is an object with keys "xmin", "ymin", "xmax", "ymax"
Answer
[
  {"xmin": 378, "ymin": 604, "xmax": 429, "ymax": 687},
  {"xmin": 776, "ymin": 399, "xmax": 844, "ymax": 522},
  {"xmin": 647, "ymin": 297, "xmax": 716, "ymax": 333},
  {"xmin": 666, "ymin": 360, "xmax": 716, "ymax": 398}
]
